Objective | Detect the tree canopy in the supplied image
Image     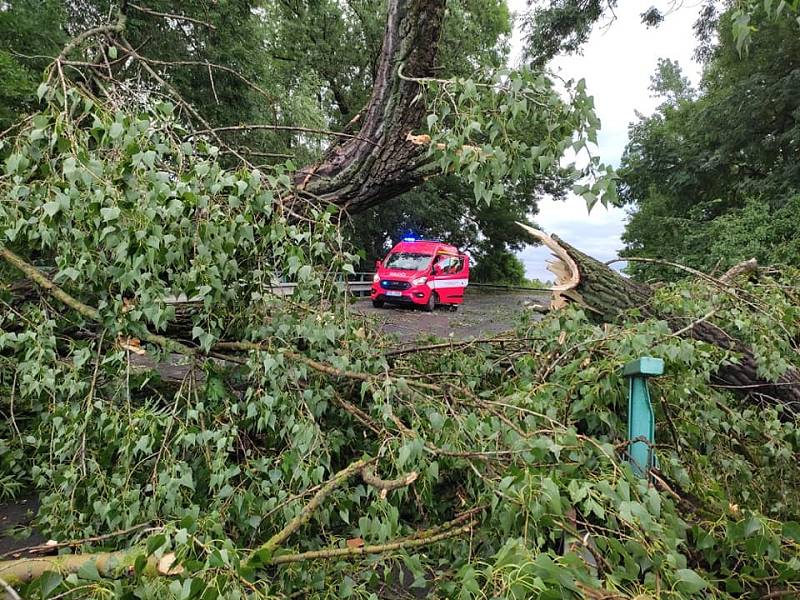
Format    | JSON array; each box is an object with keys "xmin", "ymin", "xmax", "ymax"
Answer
[{"xmin": 619, "ymin": 8, "xmax": 800, "ymax": 280}]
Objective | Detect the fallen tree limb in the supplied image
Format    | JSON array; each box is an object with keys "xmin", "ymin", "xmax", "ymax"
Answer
[
  {"xmin": 0, "ymin": 524, "xmax": 159, "ymax": 560},
  {"xmin": 0, "ymin": 520, "xmax": 475, "ymax": 585},
  {"xmin": 0, "ymin": 551, "xmax": 148, "ymax": 589},
  {"xmin": 518, "ymin": 224, "xmax": 800, "ymax": 415},
  {"xmin": 361, "ymin": 465, "xmax": 418, "ymax": 499},
  {"xmin": 268, "ymin": 521, "xmax": 475, "ymax": 565},
  {"xmin": 249, "ymin": 457, "xmax": 375, "ymax": 561}
]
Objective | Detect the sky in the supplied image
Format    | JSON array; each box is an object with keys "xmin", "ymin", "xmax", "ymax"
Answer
[{"xmin": 508, "ymin": 0, "xmax": 703, "ymax": 281}]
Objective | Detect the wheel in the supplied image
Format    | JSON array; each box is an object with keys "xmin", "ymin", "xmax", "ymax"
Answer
[
  {"xmin": 372, "ymin": 299, "xmax": 384, "ymax": 308},
  {"xmin": 424, "ymin": 292, "xmax": 436, "ymax": 312},
  {"xmin": 449, "ymin": 304, "xmax": 458, "ymax": 312}
]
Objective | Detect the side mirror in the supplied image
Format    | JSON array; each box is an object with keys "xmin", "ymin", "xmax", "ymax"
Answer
[
  {"xmin": 375, "ymin": 260, "xmax": 382, "ymax": 269},
  {"xmin": 432, "ymin": 264, "xmax": 443, "ymax": 276}
]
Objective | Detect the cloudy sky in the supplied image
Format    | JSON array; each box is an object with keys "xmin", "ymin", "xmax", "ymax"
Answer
[{"xmin": 507, "ymin": 0, "xmax": 703, "ymax": 281}]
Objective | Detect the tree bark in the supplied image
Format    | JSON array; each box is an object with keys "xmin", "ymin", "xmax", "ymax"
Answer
[
  {"xmin": 295, "ymin": 0, "xmax": 445, "ymax": 212},
  {"xmin": 520, "ymin": 225, "xmax": 800, "ymax": 416}
]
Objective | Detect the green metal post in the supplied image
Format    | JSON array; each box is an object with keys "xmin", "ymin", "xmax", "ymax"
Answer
[{"xmin": 622, "ymin": 357, "xmax": 664, "ymax": 478}]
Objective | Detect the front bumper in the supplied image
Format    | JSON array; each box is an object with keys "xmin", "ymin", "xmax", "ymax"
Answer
[{"xmin": 371, "ymin": 283, "xmax": 431, "ymax": 305}]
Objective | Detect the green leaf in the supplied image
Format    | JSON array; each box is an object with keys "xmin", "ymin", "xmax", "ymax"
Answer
[
  {"xmin": 109, "ymin": 122, "xmax": 124, "ymax": 140},
  {"xmin": 39, "ymin": 571, "xmax": 63, "ymax": 598},
  {"xmin": 43, "ymin": 202, "xmax": 61, "ymax": 217},
  {"xmin": 58, "ymin": 267, "xmax": 80, "ymax": 281},
  {"xmin": 675, "ymin": 568, "xmax": 707, "ymax": 594},
  {"xmin": 100, "ymin": 207, "xmax": 121, "ymax": 221},
  {"xmin": 77, "ymin": 559, "xmax": 101, "ymax": 581},
  {"xmin": 744, "ymin": 515, "xmax": 762, "ymax": 537},
  {"xmin": 782, "ymin": 521, "xmax": 800, "ymax": 542},
  {"xmin": 37, "ymin": 82, "xmax": 50, "ymax": 101},
  {"xmin": 146, "ymin": 533, "xmax": 167, "ymax": 554},
  {"xmin": 339, "ymin": 576, "xmax": 355, "ymax": 598},
  {"xmin": 397, "ymin": 444, "xmax": 411, "ymax": 469}
]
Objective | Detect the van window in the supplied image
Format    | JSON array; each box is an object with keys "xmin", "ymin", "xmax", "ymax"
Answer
[
  {"xmin": 384, "ymin": 252, "xmax": 432, "ymax": 270},
  {"xmin": 435, "ymin": 256, "xmax": 463, "ymax": 274}
]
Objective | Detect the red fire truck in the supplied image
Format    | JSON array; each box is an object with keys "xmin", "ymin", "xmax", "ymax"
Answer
[{"xmin": 371, "ymin": 239, "xmax": 470, "ymax": 311}]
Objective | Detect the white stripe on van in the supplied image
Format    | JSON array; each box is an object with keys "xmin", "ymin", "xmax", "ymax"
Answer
[{"xmin": 427, "ymin": 279, "xmax": 469, "ymax": 289}]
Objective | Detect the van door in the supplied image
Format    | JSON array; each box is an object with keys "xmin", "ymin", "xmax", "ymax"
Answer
[{"xmin": 431, "ymin": 254, "xmax": 469, "ymax": 305}]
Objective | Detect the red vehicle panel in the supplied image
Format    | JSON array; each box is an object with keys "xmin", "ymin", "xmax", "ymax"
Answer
[{"xmin": 370, "ymin": 239, "xmax": 470, "ymax": 311}]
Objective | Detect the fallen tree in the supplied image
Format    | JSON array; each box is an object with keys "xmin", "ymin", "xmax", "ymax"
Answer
[
  {"xmin": 2, "ymin": 112, "xmax": 799, "ymax": 593},
  {"xmin": 520, "ymin": 225, "xmax": 800, "ymax": 416},
  {"xmin": 1, "ymin": 3, "xmax": 799, "ymax": 599}
]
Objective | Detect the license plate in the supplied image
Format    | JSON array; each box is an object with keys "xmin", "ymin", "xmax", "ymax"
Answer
[{"xmin": 386, "ymin": 291, "xmax": 402, "ymax": 297}]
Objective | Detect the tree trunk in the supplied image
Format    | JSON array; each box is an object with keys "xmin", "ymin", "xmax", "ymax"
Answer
[
  {"xmin": 520, "ymin": 225, "xmax": 800, "ymax": 416},
  {"xmin": 295, "ymin": 0, "xmax": 445, "ymax": 212}
]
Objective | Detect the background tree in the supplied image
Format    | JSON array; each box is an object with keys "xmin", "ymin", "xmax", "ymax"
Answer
[
  {"xmin": 347, "ymin": 176, "xmax": 548, "ymax": 284},
  {"xmin": 0, "ymin": 1, "xmax": 67, "ymax": 129},
  {"xmin": 619, "ymin": 9, "xmax": 800, "ymax": 280}
]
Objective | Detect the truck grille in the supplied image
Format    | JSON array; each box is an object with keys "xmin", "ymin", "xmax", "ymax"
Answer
[{"xmin": 381, "ymin": 280, "xmax": 410, "ymax": 291}]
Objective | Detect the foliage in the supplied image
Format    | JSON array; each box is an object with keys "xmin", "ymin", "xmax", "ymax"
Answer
[
  {"xmin": 1, "ymin": 89, "xmax": 800, "ymax": 599},
  {"xmin": 417, "ymin": 68, "xmax": 616, "ymax": 209},
  {"xmin": 730, "ymin": 0, "xmax": 800, "ymax": 53},
  {"xmin": 0, "ymin": 0, "xmax": 67, "ymax": 129},
  {"xmin": 521, "ymin": 0, "xmax": 616, "ymax": 68},
  {"xmin": 469, "ymin": 247, "xmax": 527, "ymax": 285},
  {"xmin": 619, "ymin": 8, "xmax": 800, "ymax": 280}
]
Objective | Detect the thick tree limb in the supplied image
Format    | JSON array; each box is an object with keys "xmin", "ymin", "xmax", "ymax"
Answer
[
  {"xmin": 0, "ymin": 521, "xmax": 475, "ymax": 585},
  {"xmin": 267, "ymin": 521, "xmax": 475, "ymax": 565},
  {"xmin": 0, "ymin": 551, "xmax": 151, "ymax": 589},
  {"xmin": 518, "ymin": 224, "xmax": 800, "ymax": 414},
  {"xmin": 295, "ymin": 0, "xmax": 446, "ymax": 211}
]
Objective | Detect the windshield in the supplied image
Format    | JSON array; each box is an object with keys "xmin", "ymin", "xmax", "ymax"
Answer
[{"xmin": 384, "ymin": 252, "xmax": 432, "ymax": 271}]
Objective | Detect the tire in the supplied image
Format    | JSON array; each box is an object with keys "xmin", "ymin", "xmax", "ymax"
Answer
[
  {"xmin": 424, "ymin": 292, "xmax": 436, "ymax": 312},
  {"xmin": 449, "ymin": 304, "xmax": 458, "ymax": 313},
  {"xmin": 372, "ymin": 299, "xmax": 384, "ymax": 308}
]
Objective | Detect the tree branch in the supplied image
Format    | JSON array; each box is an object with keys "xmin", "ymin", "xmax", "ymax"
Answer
[
  {"xmin": 516, "ymin": 224, "xmax": 800, "ymax": 414},
  {"xmin": 247, "ymin": 457, "xmax": 375, "ymax": 562},
  {"xmin": 128, "ymin": 3, "xmax": 217, "ymax": 30},
  {"xmin": 361, "ymin": 465, "xmax": 418, "ymax": 499},
  {"xmin": 187, "ymin": 124, "xmax": 377, "ymax": 145},
  {"xmin": 268, "ymin": 521, "xmax": 475, "ymax": 565}
]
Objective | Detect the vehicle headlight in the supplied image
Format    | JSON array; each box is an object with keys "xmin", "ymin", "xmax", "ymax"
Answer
[
  {"xmin": 373, "ymin": 273, "xmax": 380, "ymax": 283},
  {"xmin": 411, "ymin": 276, "xmax": 428, "ymax": 286}
]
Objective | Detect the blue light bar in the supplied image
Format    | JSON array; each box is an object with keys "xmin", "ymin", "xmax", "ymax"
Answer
[{"xmin": 402, "ymin": 236, "xmax": 416, "ymax": 242}]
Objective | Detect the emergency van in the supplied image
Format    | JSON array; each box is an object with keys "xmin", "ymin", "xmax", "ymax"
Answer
[{"xmin": 371, "ymin": 239, "xmax": 470, "ymax": 311}]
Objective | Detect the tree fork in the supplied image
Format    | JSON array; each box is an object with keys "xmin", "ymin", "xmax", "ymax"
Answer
[{"xmin": 518, "ymin": 224, "xmax": 800, "ymax": 415}]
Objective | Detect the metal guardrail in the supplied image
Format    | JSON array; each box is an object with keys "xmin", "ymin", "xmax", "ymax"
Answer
[
  {"xmin": 267, "ymin": 274, "xmax": 374, "ymax": 297},
  {"xmin": 164, "ymin": 274, "xmax": 553, "ymax": 302},
  {"xmin": 468, "ymin": 283, "xmax": 553, "ymax": 292},
  {"xmin": 164, "ymin": 273, "xmax": 375, "ymax": 303}
]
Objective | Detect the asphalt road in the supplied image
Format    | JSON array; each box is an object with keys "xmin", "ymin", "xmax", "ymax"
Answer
[{"xmin": 353, "ymin": 288, "xmax": 550, "ymax": 342}]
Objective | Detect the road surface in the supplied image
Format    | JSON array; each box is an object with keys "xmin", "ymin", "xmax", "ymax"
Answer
[{"xmin": 353, "ymin": 288, "xmax": 549, "ymax": 341}]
